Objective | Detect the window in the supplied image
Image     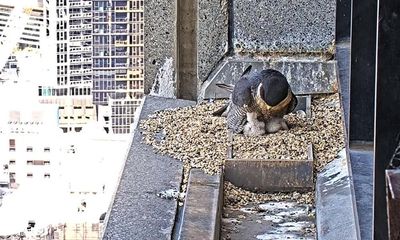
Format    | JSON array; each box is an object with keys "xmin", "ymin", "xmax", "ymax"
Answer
[
  {"xmin": 27, "ymin": 161, "xmax": 33, "ymax": 165},
  {"xmin": 9, "ymin": 160, "xmax": 16, "ymax": 165},
  {"xmin": 26, "ymin": 147, "xmax": 33, "ymax": 152},
  {"xmin": 9, "ymin": 139, "xmax": 15, "ymax": 151},
  {"xmin": 27, "ymin": 173, "xmax": 33, "ymax": 178},
  {"xmin": 44, "ymin": 173, "xmax": 50, "ymax": 178},
  {"xmin": 44, "ymin": 147, "xmax": 50, "ymax": 152},
  {"xmin": 33, "ymin": 160, "xmax": 44, "ymax": 166},
  {"xmin": 10, "ymin": 172, "xmax": 16, "ymax": 183},
  {"xmin": 44, "ymin": 161, "xmax": 50, "ymax": 165}
]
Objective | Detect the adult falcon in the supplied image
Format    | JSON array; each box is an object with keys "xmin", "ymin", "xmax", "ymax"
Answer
[{"xmin": 213, "ymin": 66, "xmax": 298, "ymax": 136}]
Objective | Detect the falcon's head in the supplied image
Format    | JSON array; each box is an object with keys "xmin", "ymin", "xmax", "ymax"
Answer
[{"xmin": 256, "ymin": 69, "xmax": 298, "ymax": 116}]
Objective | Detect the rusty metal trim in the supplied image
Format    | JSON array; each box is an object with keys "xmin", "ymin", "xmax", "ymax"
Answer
[
  {"xmin": 224, "ymin": 144, "xmax": 314, "ymax": 193},
  {"xmin": 387, "ymin": 169, "xmax": 400, "ymax": 199},
  {"xmin": 386, "ymin": 169, "xmax": 400, "ymax": 240},
  {"xmin": 224, "ymin": 100, "xmax": 315, "ymax": 192}
]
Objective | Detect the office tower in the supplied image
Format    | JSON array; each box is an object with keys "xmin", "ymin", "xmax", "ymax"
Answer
[
  {"xmin": 92, "ymin": 0, "xmax": 144, "ymax": 134},
  {"xmin": 1, "ymin": 0, "xmax": 144, "ymax": 134},
  {"xmin": 38, "ymin": 0, "xmax": 96, "ymax": 134}
]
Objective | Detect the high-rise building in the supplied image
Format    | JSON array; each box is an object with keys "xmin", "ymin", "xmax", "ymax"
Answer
[
  {"xmin": 0, "ymin": 0, "xmax": 144, "ymax": 134},
  {"xmin": 37, "ymin": 0, "xmax": 96, "ymax": 133},
  {"xmin": 47, "ymin": 0, "xmax": 94, "ymax": 87},
  {"xmin": 92, "ymin": 0, "xmax": 144, "ymax": 134}
]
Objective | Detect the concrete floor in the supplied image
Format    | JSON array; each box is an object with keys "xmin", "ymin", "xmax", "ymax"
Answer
[
  {"xmin": 337, "ymin": 41, "xmax": 373, "ymax": 240},
  {"xmin": 350, "ymin": 148, "xmax": 373, "ymax": 240}
]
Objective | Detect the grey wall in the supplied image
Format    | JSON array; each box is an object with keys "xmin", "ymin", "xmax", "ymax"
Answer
[
  {"xmin": 144, "ymin": 0, "xmax": 337, "ymax": 100},
  {"xmin": 197, "ymin": 0, "xmax": 229, "ymax": 82},
  {"xmin": 233, "ymin": 0, "xmax": 336, "ymax": 54},
  {"xmin": 144, "ymin": 0, "xmax": 176, "ymax": 98}
]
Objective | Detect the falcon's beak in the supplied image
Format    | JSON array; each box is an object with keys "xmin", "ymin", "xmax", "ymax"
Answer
[{"xmin": 256, "ymin": 83, "xmax": 263, "ymax": 98}]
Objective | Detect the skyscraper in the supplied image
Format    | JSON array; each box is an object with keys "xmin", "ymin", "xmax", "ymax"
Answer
[
  {"xmin": 92, "ymin": 0, "xmax": 144, "ymax": 134},
  {"xmin": 1, "ymin": 0, "xmax": 144, "ymax": 134},
  {"xmin": 37, "ymin": 0, "xmax": 96, "ymax": 133}
]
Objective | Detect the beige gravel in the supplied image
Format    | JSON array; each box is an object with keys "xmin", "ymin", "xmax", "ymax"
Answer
[{"xmin": 140, "ymin": 94, "xmax": 345, "ymax": 205}]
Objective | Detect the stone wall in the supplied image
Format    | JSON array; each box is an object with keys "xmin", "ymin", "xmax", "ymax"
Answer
[
  {"xmin": 144, "ymin": 0, "xmax": 337, "ymax": 100},
  {"xmin": 233, "ymin": 0, "xmax": 336, "ymax": 54},
  {"xmin": 197, "ymin": 0, "xmax": 229, "ymax": 82},
  {"xmin": 144, "ymin": 0, "xmax": 176, "ymax": 98}
]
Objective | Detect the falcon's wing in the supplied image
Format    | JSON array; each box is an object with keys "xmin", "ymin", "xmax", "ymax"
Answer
[{"xmin": 226, "ymin": 103, "xmax": 247, "ymax": 133}]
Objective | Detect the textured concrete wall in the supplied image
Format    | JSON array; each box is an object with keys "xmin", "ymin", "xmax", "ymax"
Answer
[
  {"xmin": 197, "ymin": 0, "xmax": 229, "ymax": 82},
  {"xmin": 144, "ymin": 0, "xmax": 176, "ymax": 97},
  {"xmin": 233, "ymin": 0, "xmax": 336, "ymax": 54},
  {"xmin": 144, "ymin": 0, "xmax": 337, "ymax": 100},
  {"xmin": 145, "ymin": 0, "xmax": 228, "ymax": 99}
]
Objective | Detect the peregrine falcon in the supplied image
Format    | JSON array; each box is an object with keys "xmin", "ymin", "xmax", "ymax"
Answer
[{"xmin": 213, "ymin": 66, "xmax": 297, "ymax": 136}]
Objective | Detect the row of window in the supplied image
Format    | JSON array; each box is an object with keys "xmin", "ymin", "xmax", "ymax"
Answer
[
  {"xmin": 9, "ymin": 172, "xmax": 50, "ymax": 179},
  {"xmin": 59, "ymin": 116, "xmax": 91, "ymax": 120},
  {"xmin": 9, "ymin": 160, "xmax": 50, "ymax": 165},
  {"xmin": 38, "ymin": 86, "xmax": 92, "ymax": 96},
  {"xmin": 27, "ymin": 173, "xmax": 51, "ymax": 178},
  {"xmin": 9, "ymin": 139, "xmax": 51, "ymax": 153},
  {"xmin": 8, "ymin": 111, "xmax": 42, "ymax": 122}
]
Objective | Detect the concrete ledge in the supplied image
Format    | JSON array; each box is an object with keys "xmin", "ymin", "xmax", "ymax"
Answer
[
  {"xmin": 200, "ymin": 58, "xmax": 337, "ymax": 101},
  {"xmin": 316, "ymin": 149, "xmax": 361, "ymax": 240},
  {"xmin": 178, "ymin": 169, "xmax": 223, "ymax": 240},
  {"xmin": 102, "ymin": 96, "xmax": 195, "ymax": 240}
]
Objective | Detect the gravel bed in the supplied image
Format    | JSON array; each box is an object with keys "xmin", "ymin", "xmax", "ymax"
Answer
[{"xmin": 139, "ymin": 94, "xmax": 344, "ymax": 203}]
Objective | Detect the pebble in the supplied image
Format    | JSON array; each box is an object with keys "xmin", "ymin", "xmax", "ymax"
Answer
[{"xmin": 139, "ymin": 94, "xmax": 345, "ymax": 207}]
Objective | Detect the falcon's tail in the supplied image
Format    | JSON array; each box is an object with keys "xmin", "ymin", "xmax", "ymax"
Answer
[
  {"xmin": 212, "ymin": 103, "xmax": 229, "ymax": 117},
  {"xmin": 215, "ymin": 65, "xmax": 252, "ymax": 93},
  {"xmin": 216, "ymin": 83, "xmax": 234, "ymax": 92}
]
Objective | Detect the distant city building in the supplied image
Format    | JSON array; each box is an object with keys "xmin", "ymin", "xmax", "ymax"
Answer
[
  {"xmin": 0, "ymin": 80, "xmax": 130, "ymax": 237},
  {"xmin": 92, "ymin": 0, "xmax": 144, "ymax": 134},
  {"xmin": 0, "ymin": 1, "xmax": 137, "ymax": 235},
  {"xmin": 0, "ymin": 82, "xmax": 62, "ymax": 189},
  {"xmin": 0, "ymin": 0, "xmax": 144, "ymax": 134},
  {"xmin": 37, "ymin": 0, "xmax": 97, "ymax": 134},
  {"xmin": 0, "ymin": 0, "xmax": 50, "ymax": 68}
]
